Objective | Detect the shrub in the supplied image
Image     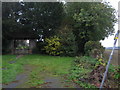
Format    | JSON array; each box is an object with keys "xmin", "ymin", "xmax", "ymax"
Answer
[
  {"xmin": 84, "ymin": 41, "xmax": 105, "ymax": 57},
  {"xmin": 57, "ymin": 25, "xmax": 77, "ymax": 56},
  {"xmin": 43, "ymin": 36, "xmax": 63, "ymax": 56},
  {"xmin": 36, "ymin": 41, "xmax": 46, "ymax": 54}
]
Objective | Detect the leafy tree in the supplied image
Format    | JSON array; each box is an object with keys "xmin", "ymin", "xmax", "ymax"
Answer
[
  {"xmin": 65, "ymin": 2, "xmax": 117, "ymax": 54},
  {"xmin": 2, "ymin": 2, "xmax": 64, "ymax": 38},
  {"xmin": 57, "ymin": 25, "xmax": 77, "ymax": 56},
  {"xmin": 2, "ymin": 2, "xmax": 22, "ymax": 54},
  {"xmin": 16, "ymin": 2, "xmax": 64, "ymax": 38},
  {"xmin": 2, "ymin": 2, "xmax": 64, "ymax": 54}
]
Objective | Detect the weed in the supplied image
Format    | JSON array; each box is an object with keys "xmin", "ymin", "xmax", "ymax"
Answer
[
  {"xmin": 27, "ymin": 70, "xmax": 44, "ymax": 87},
  {"xmin": 69, "ymin": 56, "xmax": 97, "ymax": 88}
]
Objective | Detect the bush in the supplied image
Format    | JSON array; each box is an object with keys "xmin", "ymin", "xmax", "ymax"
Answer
[
  {"xmin": 84, "ymin": 41, "xmax": 105, "ymax": 57},
  {"xmin": 36, "ymin": 41, "xmax": 46, "ymax": 54},
  {"xmin": 43, "ymin": 36, "xmax": 63, "ymax": 56},
  {"xmin": 57, "ymin": 25, "xmax": 77, "ymax": 56}
]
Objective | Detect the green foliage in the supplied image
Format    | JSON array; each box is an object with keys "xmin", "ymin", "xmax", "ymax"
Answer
[
  {"xmin": 84, "ymin": 41, "xmax": 105, "ymax": 56},
  {"xmin": 69, "ymin": 56, "xmax": 97, "ymax": 88},
  {"xmin": 114, "ymin": 71, "xmax": 120, "ymax": 80},
  {"xmin": 2, "ymin": 2, "xmax": 64, "ymax": 53},
  {"xmin": 74, "ymin": 56, "xmax": 97, "ymax": 66},
  {"xmin": 2, "ymin": 2, "xmax": 64, "ymax": 38},
  {"xmin": 109, "ymin": 65, "xmax": 120, "ymax": 80},
  {"xmin": 65, "ymin": 2, "xmax": 117, "ymax": 54},
  {"xmin": 43, "ymin": 36, "xmax": 63, "ymax": 56},
  {"xmin": 36, "ymin": 41, "xmax": 46, "ymax": 54},
  {"xmin": 76, "ymin": 81, "xmax": 96, "ymax": 88},
  {"xmin": 16, "ymin": 46, "xmax": 29, "ymax": 49},
  {"xmin": 57, "ymin": 25, "xmax": 77, "ymax": 56},
  {"xmin": 95, "ymin": 58, "xmax": 106, "ymax": 67}
]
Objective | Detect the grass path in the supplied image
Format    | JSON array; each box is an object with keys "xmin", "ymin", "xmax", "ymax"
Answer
[{"xmin": 2, "ymin": 54, "xmax": 79, "ymax": 88}]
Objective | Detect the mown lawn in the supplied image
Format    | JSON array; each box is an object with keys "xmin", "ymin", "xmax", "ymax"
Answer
[{"xmin": 2, "ymin": 54, "xmax": 74, "ymax": 86}]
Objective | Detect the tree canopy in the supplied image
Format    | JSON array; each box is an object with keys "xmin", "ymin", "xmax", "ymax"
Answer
[
  {"xmin": 2, "ymin": 2, "xmax": 64, "ymax": 54},
  {"xmin": 2, "ymin": 2, "xmax": 64, "ymax": 39},
  {"xmin": 2, "ymin": 2, "xmax": 117, "ymax": 55},
  {"xmin": 65, "ymin": 2, "xmax": 117, "ymax": 54}
]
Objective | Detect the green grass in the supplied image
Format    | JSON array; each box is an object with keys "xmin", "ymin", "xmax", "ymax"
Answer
[
  {"xmin": 2, "ymin": 55, "xmax": 23, "ymax": 83},
  {"xmin": 17, "ymin": 55, "xmax": 74, "ymax": 75},
  {"xmin": 2, "ymin": 54, "xmax": 74, "ymax": 85},
  {"xmin": 2, "ymin": 55, "xmax": 16, "ymax": 66}
]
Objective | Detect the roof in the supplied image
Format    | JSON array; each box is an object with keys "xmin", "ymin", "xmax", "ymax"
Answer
[{"xmin": 6, "ymin": 31, "xmax": 40, "ymax": 40}]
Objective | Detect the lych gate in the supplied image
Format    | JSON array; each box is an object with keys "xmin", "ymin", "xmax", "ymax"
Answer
[
  {"xmin": 7, "ymin": 31, "xmax": 39, "ymax": 55},
  {"xmin": 10, "ymin": 39, "xmax": 37, "ymax": 54}
]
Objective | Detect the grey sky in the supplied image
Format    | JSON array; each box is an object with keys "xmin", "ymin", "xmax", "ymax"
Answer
[{"xmin": 100, "ymin": 0, "xmax": 120, "ymax": 47}]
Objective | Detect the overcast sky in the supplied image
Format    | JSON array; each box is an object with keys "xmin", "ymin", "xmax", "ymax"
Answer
[{"xmin": 100, "ymin": 0, "xmax": 120, "ymax": 47}]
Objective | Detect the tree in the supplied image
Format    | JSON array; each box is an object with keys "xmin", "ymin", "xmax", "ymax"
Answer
[
  {"xmin": 2, "ymin": 2, "xmax": 64, "ymax": 54},
  {"xmin": 65, "ymin": 2, "xmax": 117, "ymax": 54},
  {"xmin": 17, "ymin": 2, "xmax": 64, "ymax": 38},
  {"xmin": 60, "ymin": 26, "xmax": 77, "ymax": 56},
  {"xmin": 57, "ymin": 23, "xmax": 77, "ymax": 56},
  {"xmin": 2, "ymin": 2, "xmax": 64, "ymax": 38},
  {"xmin": 2, "ymin": 2, "xmax": 22, "ymax": 54}
]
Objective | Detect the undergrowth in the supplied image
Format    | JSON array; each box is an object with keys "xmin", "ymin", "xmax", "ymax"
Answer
[
  {"xmin": 69, "ymin": 56, "xmax": 97, "ymax": 88},
  {"xmin": 69, "ymin": 56, "xmax": 120, "ymax": 88}
]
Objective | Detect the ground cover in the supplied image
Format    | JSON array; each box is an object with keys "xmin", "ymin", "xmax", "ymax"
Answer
[
  {"xmin": 69, "ymin": 56, "xmax": 120, "ymax": 88},
  {"xmin": 2, "ymin": 54, "xmax": 77, "ymax": 88}
]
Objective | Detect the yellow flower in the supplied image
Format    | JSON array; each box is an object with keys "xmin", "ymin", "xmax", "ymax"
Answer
[
  {"xmin": 102, "ymin": 63, "xmax": 106, "ymax": 66},
  {"xmin": 99, "ymin": 59, "xmax": 102, "ymax": 62}
]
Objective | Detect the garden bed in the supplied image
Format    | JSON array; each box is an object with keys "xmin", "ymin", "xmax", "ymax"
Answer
[{"xmin": 69, "ymin": 56, "xmax": 120, "ymax": 88}]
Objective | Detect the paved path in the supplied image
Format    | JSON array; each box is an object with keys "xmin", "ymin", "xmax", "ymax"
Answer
[{"xmin": 2, "ymin": 64, "xmax": 79, "ymax": 88}]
